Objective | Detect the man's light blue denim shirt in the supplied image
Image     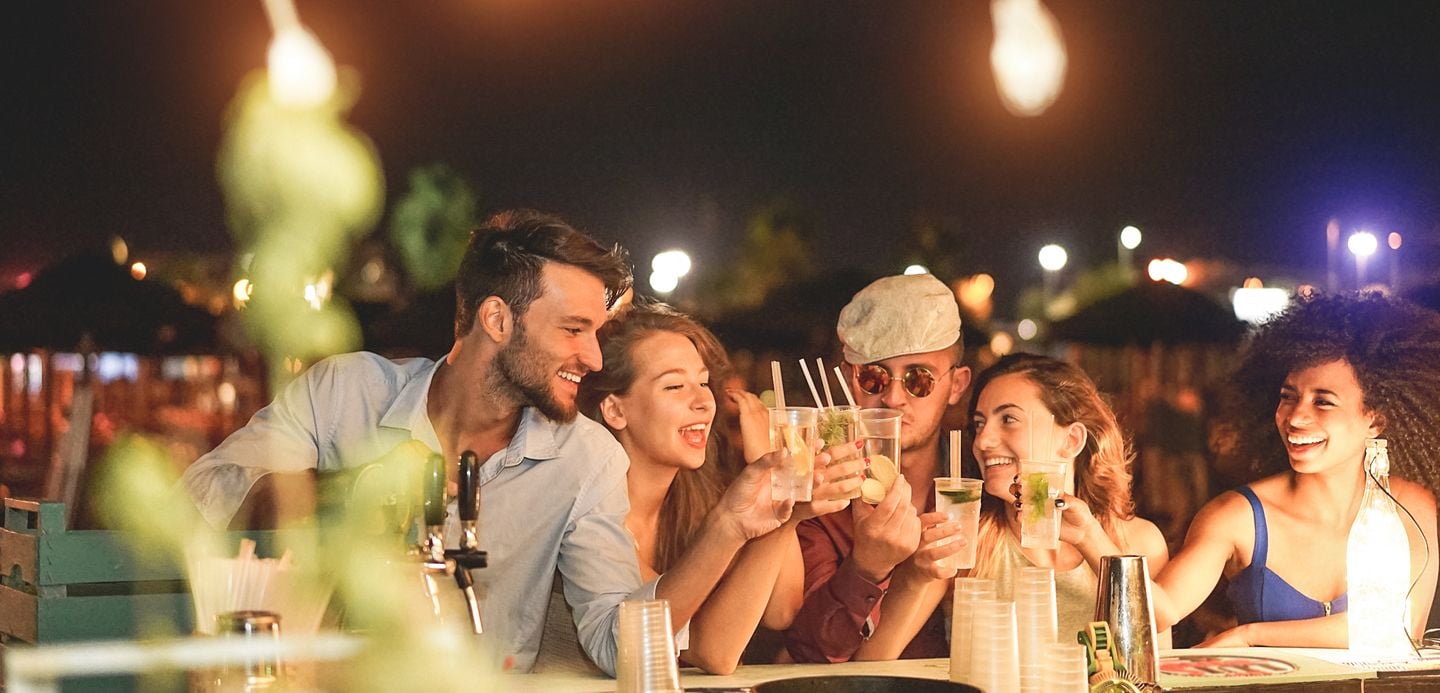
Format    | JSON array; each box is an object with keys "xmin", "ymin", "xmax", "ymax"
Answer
[{"xmin": 180, "ymin": 352, "xmax": 649, "ymax": 675}]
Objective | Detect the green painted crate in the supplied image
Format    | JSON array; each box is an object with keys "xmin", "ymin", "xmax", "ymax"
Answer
[{"xmin": 0, "ymin": 498, "xmax": 304, "ymax": 691}]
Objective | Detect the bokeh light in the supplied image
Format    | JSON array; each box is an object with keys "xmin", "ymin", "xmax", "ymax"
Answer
[{"xmin": 1037, "ymin": 244, "xmax": 1068, "ymax": 272}]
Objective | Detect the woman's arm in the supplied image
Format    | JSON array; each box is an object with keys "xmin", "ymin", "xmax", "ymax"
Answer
[
  {"xmin": 686, "ymin": 525, "xmax": 795, "ymax": 674},
  {"xmin": 1152, "ymin": 492, "xmax": 1248, "ymax": 631},
  {"xmin": 853, "ymin": 511, "xmax": 963, "ymax": 661},
  {"xmin": 686, "ymin": 445, "xmax": 867, "ymax": 673},
  {"xmin": 1199, "ymin": 613, "xmax": 1348, "ymax": 648}
]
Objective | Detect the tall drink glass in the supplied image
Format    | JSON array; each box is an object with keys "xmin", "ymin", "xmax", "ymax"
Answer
[
  {"xmin": 819, "ymin": 405, "xmax": 862, "ymax": 498},
  {"xmin": 769, "ymin": 407, "xmax": 818, "ymax": 502},
  {"xmin": 934, "ymin": 477, "xmax": 983, "ymax": 572},
  {"xmin": 1018, "ymin": 459, "xmax": 1066, "ymax": 549},
  {"xmin": 856, "ymin": 408, "xmax": 902, "ymax": 504}
]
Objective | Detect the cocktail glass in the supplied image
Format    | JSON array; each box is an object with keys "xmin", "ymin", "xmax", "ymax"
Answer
[
  {"xmin": 1018, "ymin": 459, "xmax": 1066, "ymax": 549},
  {"xmin": 769, "ymin": 407, "xmax": 818, "ymax": 502},
  {"xmin": 934, "ymin": 477, "xmax": 983, "ymax": 572},
  {"xmin": 856, "ymin": 408, "xmax": 901, "ymax": 504}
]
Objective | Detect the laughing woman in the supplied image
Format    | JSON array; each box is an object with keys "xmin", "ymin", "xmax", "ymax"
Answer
[
  {"xmin": 578, "ymin": 303, "xmax": 863, "ymax": 674},
  {"xmin": 968, "ymin": 353, "xmax": 1169, "ymax": 639},
  {"xmin": 1150, "ymin": 292, "xmax": 1440, "ymax": 647}
]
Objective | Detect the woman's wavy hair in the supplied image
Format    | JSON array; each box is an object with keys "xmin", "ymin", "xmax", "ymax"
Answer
[
  {"xmin": 577, "ymin": 302, "xmax": 731, "ymax": 573},
  {"xmin": 965, "ymin": 353, "xmax": 1138, "ymax": 572},
  {"xmin": 1219, "ymin": 291, "xmax": 1440, "ymax": 490}
]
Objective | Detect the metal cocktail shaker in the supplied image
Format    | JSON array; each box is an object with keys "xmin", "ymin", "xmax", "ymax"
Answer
[{"xmin": 1094, "ymin": 555, "xmax": 1159, "ymax": 687}]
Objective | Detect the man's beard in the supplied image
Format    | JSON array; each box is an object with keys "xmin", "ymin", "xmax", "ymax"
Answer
[{"xmin": 495, "ymin": 322, "xmax": 577, "ymax": 423}]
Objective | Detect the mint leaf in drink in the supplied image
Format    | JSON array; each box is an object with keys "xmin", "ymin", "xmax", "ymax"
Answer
[
  {"xmin": 1025, "ymin": 473, "xmax": 1051, "ymax": 522},
  {"xmin": 819, "ymin": 411, "xmax": 850, "ymax": 448}
]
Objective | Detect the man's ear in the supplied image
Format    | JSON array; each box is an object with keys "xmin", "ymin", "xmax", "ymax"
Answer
[
  {"xmin": 1060, "ymin": 422, "xmax": 1088, "ymax": 460},
  {"xmin": 948, "ymin": 366, "xmax": 973, "ymax": 406},
  {"xmin": 479, "ymin": 297, "xmax": 512, "ymax": 342},
  {"xmin": 599, "ymin": 394, "xmax": 627, "ymax": 431}
]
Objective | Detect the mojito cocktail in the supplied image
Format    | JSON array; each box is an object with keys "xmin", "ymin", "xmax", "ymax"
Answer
[
  {"xmin": 1018, "ymin": 459, "xmax": 1066, "ymax": 549},
  {"xmin": 935, "ymin": 477, "xmax": 983, "ymax": 572}
]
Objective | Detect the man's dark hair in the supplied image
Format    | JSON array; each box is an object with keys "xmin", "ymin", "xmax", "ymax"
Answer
[{"xmin": 454, "ymin": 210, "xmax": 632, "ymax": 338}]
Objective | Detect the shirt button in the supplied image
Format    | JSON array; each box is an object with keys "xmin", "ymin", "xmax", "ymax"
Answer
[{"xmin": 865, "ymin": 596, "xmax": 876, "ymax": 604}]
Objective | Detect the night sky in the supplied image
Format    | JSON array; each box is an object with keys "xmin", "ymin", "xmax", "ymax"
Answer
[{"xmin": 4, "ymin": 1, "xmax": 1440, "ymax": 307}]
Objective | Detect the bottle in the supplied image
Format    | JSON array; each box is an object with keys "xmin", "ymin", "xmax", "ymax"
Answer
[{"xmin": 1345, "ymin": 438, "xmax": 1413, "ymax": 656}]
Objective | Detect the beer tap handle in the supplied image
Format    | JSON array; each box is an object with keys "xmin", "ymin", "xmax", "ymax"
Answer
[
  {"xmin": 421, "ymin": 453, "xmax": 446, "ymax": 561},
  {"xmin": 458, "ymin": 451, "xmax": 479, "ymax": 524}
]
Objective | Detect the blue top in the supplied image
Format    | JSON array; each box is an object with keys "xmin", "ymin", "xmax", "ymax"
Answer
[{"xmin": 1227, "ymin": 486, "xmax": 1347, "ymax": 624}]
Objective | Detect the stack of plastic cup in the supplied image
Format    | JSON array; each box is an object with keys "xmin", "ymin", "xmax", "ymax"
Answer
[
  {"xmin": 949, "ymin": 577, "xmax": 997, "ymax": 683},
  {"xmin": 616, "ymin": 599, "xmax": 681, "ymax": 693},
  {"xmin": 1045, "ymin": 642, "xmax": 1090, "ymax": 692},
  {"xmin": 968, "ymin": 597, "xmax": 1019, "ymax": 693},
  {"xmin": 1014, "ymin": 567, "xmax": 1058, "ymax": 693}
]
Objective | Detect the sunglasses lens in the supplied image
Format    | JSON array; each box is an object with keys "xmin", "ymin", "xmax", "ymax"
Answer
[
  {"xmin": 856, "ymin": 365, "xmax": 889, "ymax": 395},
  {"xmin": 903, "ymin": 367, "xmax": 936, "ymax": 398}
]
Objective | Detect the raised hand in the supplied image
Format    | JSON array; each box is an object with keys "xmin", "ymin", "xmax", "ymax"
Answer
[
  {"xmin": 907, "ymin": 511, "xmax": 967, "ymax": 581},
  {"xmin": 713, "ymin": 449, "xmax": 795, "ymax": 542},
  {"xmin": 792, "ymin": 443, "xmax": 866, "ymax": 522},
  {"xmin": 1055, "ymin": 492, "xmax": 1103, "ymax": 547},
  {"xmin": 849, "ymin": 475, "xmax": 922, "ymax": 583},
  {"xmin": 726, "ymin": 389, "xmax": 773, "ymax": 464}
]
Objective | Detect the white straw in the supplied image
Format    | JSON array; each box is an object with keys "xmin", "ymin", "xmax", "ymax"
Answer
[
  {"xmin": 771, "ymin": 361, "xmax": 786, "ymax": 410},
  {"xmin": 833, "ymin": 366, "xmax": 856, "ymax": 407},
  {"xmin": 817, "ymin": 358, "xmax": 835, "ymax": 408},
  {"xmin": 949, "ymin": 430, "xmax": 962, "ymax": 478},
  {"xmin": 1045, "ymin": 414, "xmax": 1056, "ymax": 461},
  {"xmin": 1027, "ymin": 408, "xmax": 1036, "ymax": 463},
  {"xmin": 799, "ymin": 359, "xmax": 824, "ymax": 408}
]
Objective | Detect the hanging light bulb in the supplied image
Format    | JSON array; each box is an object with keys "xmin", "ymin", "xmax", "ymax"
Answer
[
  {"xmin": 990, "ymin": 0, "xmax": 1068, "ymax": 117},
  {"xmin": 262, "ymin": 0, "xmax": 336, "ymax": 108}
]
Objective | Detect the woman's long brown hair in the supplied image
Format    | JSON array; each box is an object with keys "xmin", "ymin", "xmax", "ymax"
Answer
[
  {"xmin": 965, "ymin": 352, "xmax": 1138, "ymax": 575},
  {"xmin": 578, "ymin": 303, "xmax": 731, "ymax": 573}
]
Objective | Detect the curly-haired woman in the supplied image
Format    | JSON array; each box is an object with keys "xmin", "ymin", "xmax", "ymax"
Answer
[{"xmin": 1152, "ymin": 291, "xmax": 1440, "ymax": 647}]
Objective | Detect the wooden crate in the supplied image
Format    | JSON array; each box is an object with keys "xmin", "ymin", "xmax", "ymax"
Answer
[{"xmin": 0, "ymin": 498, "xmax": 307, "ymax": 691}]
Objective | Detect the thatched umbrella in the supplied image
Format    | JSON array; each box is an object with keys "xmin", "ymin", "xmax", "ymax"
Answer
[
  {"xmin": 1050, "ymin": 281, "xmax": 1245, "ymax": 346},
  {"xmin": 0, "ymin": 252, "xmax": 217, "ymax": 355}
]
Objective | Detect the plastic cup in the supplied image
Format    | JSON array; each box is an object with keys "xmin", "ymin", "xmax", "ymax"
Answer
[
  {"xmin": 769, "ymin": 407, "xmax": 818, "ymax": 502},
  {"xmin": 856, "ymin": 408, "xmax": 902, "ymax": 503},
  {"xmin": 1045, "ymin": 642, "xmax": 1090, "ymax": 693},
  {"xmin": 817, "ymin": 405, "xmax": 860, "ymax": 449},
  {"xmin": 1018, "ymin": 459, "xmax": 1066, "ymax": 549},
  {"xmin": 617, "ymin": 599, "xmax": 681, "ymax": 693},
  {"xmin": 950, "ymin": 578, "xmax": 997, "ymax": 683},
  {"xmin": 934, "ymin": 478, "xmax": 983, "ymax": 573}
]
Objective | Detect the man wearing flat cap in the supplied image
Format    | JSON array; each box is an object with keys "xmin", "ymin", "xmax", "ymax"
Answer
[{"xmin": 785, "ymin": 273, "xmax": 972, "ymax": 662}]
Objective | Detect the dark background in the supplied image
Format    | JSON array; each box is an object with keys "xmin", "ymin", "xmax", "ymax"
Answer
[{"xmin": 4, "ymin": 1, "xmax": 1439, "ymax": 308}]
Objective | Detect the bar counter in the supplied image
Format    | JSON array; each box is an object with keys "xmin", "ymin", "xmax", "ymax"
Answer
[{"xmin": 509, "ymin": 649, "xmax": 1440, "ymax": 693}]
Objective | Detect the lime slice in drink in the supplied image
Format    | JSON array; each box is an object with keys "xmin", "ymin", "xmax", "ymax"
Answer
[{"xmin": 939, "ymin": 487, "xmax": 982, "ymax": 504}]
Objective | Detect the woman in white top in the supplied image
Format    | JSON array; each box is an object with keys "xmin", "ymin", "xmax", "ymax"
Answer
[{"xmin": 969, "ymin": 353, "xmax": 1169, "ymax": 640}]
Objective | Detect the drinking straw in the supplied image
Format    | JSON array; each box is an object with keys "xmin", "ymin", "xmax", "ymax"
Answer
[
  {"xmin": 1044, "ymin": 414, "xmax": 1055, "ymax": 461},
  {"xmin": 1026, "ymin": 408, "xmax": 1036, "ymax": 463},
  {"xmin": 817, "ymin": 358, "xmax": 835, "ymax": 408},
  {"xmin": 949, "ymin": 430, "xmax": 962, "ymax": 478},
  {"xmin": 799, "ymin": 359, "xmax": 824, "ymax": 408},
  {"xmin": 771, "ymin": 361, "xmax": 786, "ymax": 410},
  {"xmin": 832, "ymin": 366, "xmax": 856, "ymax": 407}
]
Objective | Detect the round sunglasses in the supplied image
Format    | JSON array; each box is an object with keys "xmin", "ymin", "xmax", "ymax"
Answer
[{"xmin": 852, "ymin": 363, "xmax": 955, "ymax": 398}]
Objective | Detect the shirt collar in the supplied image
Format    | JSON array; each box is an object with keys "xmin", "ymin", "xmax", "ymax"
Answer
[
  {"xmin": 378, "ymin": 358, "xmax": 444, "ymax": 452},
  {"xmin": 378, "ymin": 358, "xmax": 566, "ymax": 466}
]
